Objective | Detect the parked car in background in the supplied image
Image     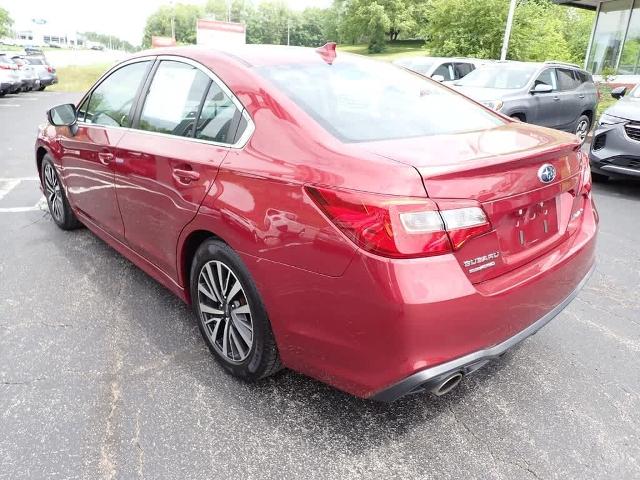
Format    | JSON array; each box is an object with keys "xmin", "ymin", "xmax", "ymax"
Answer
[
  {"xmin": 454, "ymin": 61, "xmax": 598, "ymax": 143},
  {"xmin": 393, "ymin": 57, "xmax": 489, "ymax": 83},
  {"xmin": 590, "ymin": 84, "xmax": 640, "ymax": 181},
  {"xmin": 11, "ymin": 57, "xmax": 41, "ymax": 91},
  {"xmin": 21, "ymin": 56, "xmax": 57, "ymax": 90},
  {"xmin": 0, "ymin": 52, "xmax": 22, "ymax": 94},
  {"xmin": 36, "ymin": 45, "xmax": 597, "ymax": 401}
]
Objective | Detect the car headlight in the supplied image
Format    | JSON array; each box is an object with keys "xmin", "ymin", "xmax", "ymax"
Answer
[
  {"xmin": 599, "ymin": 113, "xmax": 626, "ymax": 126},
  {"xmin": 481, "ymin": 99, "xmax": 504, "ymax": 111}
]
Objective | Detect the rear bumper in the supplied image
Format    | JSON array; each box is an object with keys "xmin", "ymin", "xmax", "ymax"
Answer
[{"xmin": 371, "ymin": 263, "xmax": 595, "ymax": 401}]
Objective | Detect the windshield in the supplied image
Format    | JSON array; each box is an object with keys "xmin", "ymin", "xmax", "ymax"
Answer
[
  {"xmin": 457, "ymin": 64, "xmax": 538, "ymax": 89},
  {"xmin": 258, "ymin": 59, "xmax": 503, "ymax": 143},
  {"xmin": 396, "ymin": 58, "xmax": 435, "ymax": 75}
]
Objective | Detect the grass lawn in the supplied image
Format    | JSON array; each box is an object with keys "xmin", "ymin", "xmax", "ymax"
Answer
[
  {"xmin": 48, "ymin": 64, "xmax": 112, "ymax": 93},
  {"xmin": 339, "ymin": 43, "xmax": 428, "ymax": 62},
  {"xmin": 596, "ymin": 84, "xmax": 616, "ymax": 119}
]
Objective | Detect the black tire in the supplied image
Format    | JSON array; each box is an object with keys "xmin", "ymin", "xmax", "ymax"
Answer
[
  {"xmin": 575, "ymin": 114, "xmax": 591, "ymax": 144},
  {"xmin": 38, "ymin": 86, "xmax": 46, "ymax": 91},
  {"xmin": 591, "ymin": 172, "xmax": 609, "ymax": 183},
  {"xmin": 190, "ymin": 239, "xmax": 282, "ymax": 381},
  {"xmin": 41, "ymin": 155, "xmax": 82, "ymax": 230}
]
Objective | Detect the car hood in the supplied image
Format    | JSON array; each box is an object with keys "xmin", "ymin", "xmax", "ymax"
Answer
[
  {"xmin": 605, "ymin": 97, "xmax": 640, "ymax": 122},
  {"xmin": 451, "ymin": 86, "xmax": 514, "ymax": 101}
]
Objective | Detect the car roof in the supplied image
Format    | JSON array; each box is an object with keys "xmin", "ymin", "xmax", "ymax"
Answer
[{"xmin": 131, "ymin": 44, "xmax": 349, "ymax": 68}]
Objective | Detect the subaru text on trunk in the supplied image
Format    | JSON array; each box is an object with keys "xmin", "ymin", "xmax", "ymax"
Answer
[{"xmin": 35, "ymin": 45, "xmax": 598, "ymax": 401}]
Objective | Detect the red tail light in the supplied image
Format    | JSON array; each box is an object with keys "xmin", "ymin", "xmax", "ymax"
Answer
[
  {"xmin": 306, "ymin": 186, "xmax": 491, "ymax": 258},
  {"xmin": 0, "ymin": 64, "xmax": 8, "ymax": 70},
  {"xmin": 47, "ymin": 65, "xmax": 54, "ymax": 73}
]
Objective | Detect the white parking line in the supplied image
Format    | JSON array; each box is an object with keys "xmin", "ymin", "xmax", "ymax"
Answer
[
  {"xmin": 0, "ymin": 177, "xmax": 45, "ymax": 213},
  {"xmin": 0, "ymin": 104, "xmax": 21, "ymax": 107}
]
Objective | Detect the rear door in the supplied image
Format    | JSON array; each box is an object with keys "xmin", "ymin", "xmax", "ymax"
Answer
[
  {"xmin": 555, "ymin": 68, "xmax": 583, "ymax": 129},
  {"xmin": 454, "ymin": 62, "xmax": 475, "ymax": 80},
  {"xmin": 116, "ymin": 58, "xmax": 245, "ymax": 279},
  {"xmin": 59, "ymin": 59, "xmax": 152, "ymax": 240}
]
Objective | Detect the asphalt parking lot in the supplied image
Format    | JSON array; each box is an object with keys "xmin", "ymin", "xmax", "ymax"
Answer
[{"xmin": 1, "ymin": 92, "xmax": 639, "ymax": 480}]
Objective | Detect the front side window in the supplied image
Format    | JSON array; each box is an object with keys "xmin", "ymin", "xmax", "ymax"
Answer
[
  {"xmin": 138, "ymin": 61, "xmax": 211, "ymax": 138},
  {"xmin": 432, "ymin": 63, "xmax": 454, "ymax": 81},
  {"xmin": 534, "ymin": 69, "xmax": 557, "ymax": 90},
  {"xmin": 195, "ymin": 82, "xmax": 242, "ymax": 144},
  {"xmin": 85, "ymin": 61, "xmax": 151, "ymax": 127},
  {"xmin": 259, "ymin": 59, "xmax": 504, "ymax": 143},
  {"xmin": 456, "ymin": 64, "xmax": 538, "ymax": 89}
]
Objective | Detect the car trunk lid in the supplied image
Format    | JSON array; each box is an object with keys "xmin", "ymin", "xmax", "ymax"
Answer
[{"xmin": 357, "ymin": 123, "xmax": 584, "ymax": 282}]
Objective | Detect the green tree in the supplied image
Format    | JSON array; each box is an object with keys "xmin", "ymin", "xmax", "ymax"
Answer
[
  {"xmin": 142, "ymin": 3, "xmax": 204, "ymax": 48},
  {"xmin": 425, "ymin": 0, "xmax": 587, "ymax": 63},
  {"xmin": 245, "ymin": 1, "xmax": 289, "ymax": 45},
  {"xmin": 0, "ymin": 7, "xmax": 13, "ymax": 38},
  {"xmin": 205, "ymin": 0, "xmax": 254, "ymax": 23}
]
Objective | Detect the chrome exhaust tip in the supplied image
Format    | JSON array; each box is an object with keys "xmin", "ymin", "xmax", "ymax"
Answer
[{"xmin": 431, "ymin": 372, "xmax": 463, "ymax": 396}]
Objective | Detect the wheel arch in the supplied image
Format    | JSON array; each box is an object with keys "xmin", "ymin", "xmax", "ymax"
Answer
[
  {"xmin": 581, "ymin": 109, "xmax": 594, "ymax": 124},
  {"xmin": 178, "ymin": 228, "xmax": 227, "ymax": 304},
  {"xmin": 36, "ymin": 146, "xmax": 49, "ymax": 184}
]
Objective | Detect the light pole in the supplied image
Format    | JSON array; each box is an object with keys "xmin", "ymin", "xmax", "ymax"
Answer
[
  {"xmin": 170, "ymin": 0, "xmax": 175, "ymax": 41},
  {"xmin": 500, "ymin": 0, "xmax": 517, "ymax": 61}
]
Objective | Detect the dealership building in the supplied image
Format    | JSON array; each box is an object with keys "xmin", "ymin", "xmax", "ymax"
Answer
[{"xmin": 557, "ymin": 0, "xmax": 640, "ymax": 80}]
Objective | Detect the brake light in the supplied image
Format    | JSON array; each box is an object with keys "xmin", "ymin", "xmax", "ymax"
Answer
[
  {"xmin": 306, "ymin": 186, "xmax": 491, "ymax": 258},
  {"xmin": 0, "ymin": 64, "xmax": 10, "ymax": 70},
  {"xmin": 47, "ymin": 65, "xmax": 54, "ymax": 73}
]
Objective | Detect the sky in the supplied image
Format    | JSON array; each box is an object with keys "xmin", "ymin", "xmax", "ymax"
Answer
[{"xmin": 0, "ymin": 0, "xmax": 333, "ymax": 46}]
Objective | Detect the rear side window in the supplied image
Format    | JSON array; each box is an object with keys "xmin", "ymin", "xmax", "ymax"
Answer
[
  {"xmin": 138, "ymin": 61, "xmax": 211, "ymax": 138},
  {"xmin": 194, "ymin": 82, "xmax": 242, "ymax": 144},
  {"xmin": 556, "ymin": 68, "xmax": 580, "ymax": 91},
  {"xmin": 455, "ymin": 62, "xmax": 475, "ymax": 78},
  {"xmin": 259, "ymin": 60, "xmax": 503, "ymax": 143},
  {"xmin": 85, "ymin": 61, "xmax": 151, "ymax": 127}
]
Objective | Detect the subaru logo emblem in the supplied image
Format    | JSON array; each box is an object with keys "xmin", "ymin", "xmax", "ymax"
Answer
[{"xmin": 537, "ymin": 164, "xmax": 556, "ymax": 184}]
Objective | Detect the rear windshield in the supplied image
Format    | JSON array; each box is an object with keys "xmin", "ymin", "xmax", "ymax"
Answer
[
  {"xmin": 457, "ymin": 65, "xmax": 538, "ymax": 89},
  {"xmin": 258, "ymin": 59, "xmax": 503, "ymax": 143},
  {"xmin": 27, "ymin": 58, "xmax": 45, "ymax": 65}
]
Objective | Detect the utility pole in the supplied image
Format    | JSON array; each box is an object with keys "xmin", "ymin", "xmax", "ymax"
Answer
[
  {"xmin": 227, "ymin": 0, "xmax": 231, "ymax": 22},
  {"xmin": 500, "ymin": 0, "xmax": 517, "ymax": 61},
  {"xmin": 170, "ymin": 0, "xmax": 176, "ymax": 41},
  {"xmin": 287, "ymin": 18, "xmax": 290, "ymax": 46}
]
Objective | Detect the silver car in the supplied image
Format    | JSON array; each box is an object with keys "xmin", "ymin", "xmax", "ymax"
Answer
[
  {"xmin": 393, "ymin": 57, "xmax": 490, "ymax": 83},
  {"xmin": 589, "ymin": 84, "xmax": 640, "ymax": 181},
  {"xmin": 0, "ymin": 53, "xmax": 22, "ymax": 94},
  {"xmin": 22, "ymin": 56, "xmax": 58, "ymax": 90},
  {"xmin": 454, "ymin": 61, "xmax": 599, "ymax": 142}
]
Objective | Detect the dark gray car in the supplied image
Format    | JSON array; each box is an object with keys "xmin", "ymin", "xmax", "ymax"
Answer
[
  {"xmin": 589, "ymin": 84, "xmax": 640, "ymax": 181},
  {"xmin": 454, "ymin": 61, "xmax": 598, "ymax": 143}
]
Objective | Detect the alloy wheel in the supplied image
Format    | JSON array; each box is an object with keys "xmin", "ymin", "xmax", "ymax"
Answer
[
  {"xmin": 44, "ymin": 163, "xmax": 64, "ymax": 222},
  {"xmin": 197, "ymin": 260, "xmax": 254, "ymax": 363},
  {"xmin": 576, "ymin": 119, "xmax": 589, "ymax": 142}
]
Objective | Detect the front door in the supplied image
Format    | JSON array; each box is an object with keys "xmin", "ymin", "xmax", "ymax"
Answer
[
  {"xmin": 529, "ymin": 68, "xmax": 562, "ymax": 128},
  {"xmin": 60, "ymin": 60, "xmax": 152, "ymax": 239},
  {"xmin": 116, "ymin": 59, "xmax": 244, "ymax": 280}
]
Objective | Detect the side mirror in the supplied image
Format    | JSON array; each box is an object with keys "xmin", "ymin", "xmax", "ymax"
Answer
[
  {"xmin": 432, "ymin": 74, "xmax": 445, "ymax": 83},
  {"xmin": 611, "ymin": 86, "xmax": 627, "ymax": 99},
  {"xmin": 47, "ymin": 103, "xmax": 78, "ymax": 135},
  {"xmin": 531, "ymin": 83, "xmax": 553, "ymax": 94}
]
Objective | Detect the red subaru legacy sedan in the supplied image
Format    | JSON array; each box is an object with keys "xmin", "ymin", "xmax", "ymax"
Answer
[{"xmin": 36, "ymin": 45, "xmax": 597, "ymax": 401}]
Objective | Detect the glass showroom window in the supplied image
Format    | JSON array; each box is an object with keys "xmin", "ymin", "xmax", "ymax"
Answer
[
  {"xmin": 619, "ymin": 2, "xmax": 640, "ymax": 74},
  {"xmin": 587, "ymin": 0, "xmax": 632, "ymax": 74}
]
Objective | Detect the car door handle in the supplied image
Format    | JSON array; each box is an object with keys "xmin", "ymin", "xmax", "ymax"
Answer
[
  {"xmin": 172, "ymin": 168, "xmax": 200, "ymax": 183},
  {"xmin": 98, "ymin": 152, "xmax": 115, "ymax": 165},
  {"xmin": 578, "ymin": 94, "xmax": 585, "ymax": 99}
]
